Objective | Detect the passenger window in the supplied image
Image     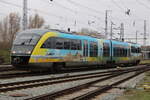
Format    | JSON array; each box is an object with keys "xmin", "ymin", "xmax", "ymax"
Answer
[
  {"xmin": 71, "ymin": 40, "xmax": 77, "ymax": 50},
  {"xmin": 64, "ymin": 39, "xmax": 70, "ymax": 49},
  {"xmin": 131, "ymin": 46, "xmax": 139, "ymax": 53},
  {"xmin": 103, "ymin": 43, "xmax": 110, "ymax": 57},
  {"xmin": 138, "ymin": 48, "xmax": 141, "ymax": 53},
  {"xmin": 55, "ymin": 38, "xmax": 64, "ymax": 49},
  {"xmin": 41, "ymin": 38, "xmax": 52, "ymax": 48},
  {"xmin": 114, "ymin": 45, "xmax": 128, "ymax": 57},
  {"xmin": 70, "ymin": 39, "xmax": 81, "ymax": 50},
  {"xmin": 83, "ymin": 40, "xmax": 88, "ymax": 57},
  {"xmin": 76, "ymin": 40, "xmax": 81, "ymax": 50},
  {"xmin": 41, "ymin": 37, "xmax": 81, "ymax": 50},
  {"xmin": 90, "ymin": 42, "xmax": 98, "ymax": 57}
]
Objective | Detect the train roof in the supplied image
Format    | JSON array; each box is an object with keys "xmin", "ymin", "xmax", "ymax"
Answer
[
  {"xmin": 17, "ymin": 29, "xmax": 49, "ymax": 36},
  {"xmin": 18, "ymin": 29, "xmax": 141, "ymax": 46},
  {"xmin": 18, "ymin": 29, "xmax": 100, "ymax": 40}
]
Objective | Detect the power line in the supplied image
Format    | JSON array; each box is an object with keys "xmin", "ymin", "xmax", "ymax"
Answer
[
  {"xmin": 111, "ymin": 0, "xmax": 131, "ymax": 16},
  {"xmin": 43, "ymin": 0, "xmax": 76, "ymax": 14},
  {"xmin": 42, "ymin": 0, "xmax": 103, "ymax": 21},
  {"xmin": 41, "ymin": 1, "xmax": 104, "ymax": 31},
  {"xmin": 0, "ymin": 0, "xmax": 65, "ymax": 19},
  {"xmin": 0, "ymin": 0, "xmax": 125, "ymax": 29},
  {"xmin": 111, "ymin": 0, "xmax": 125, "ymax": 11},
  {"xmin": 41, "ymin": 0, "xmax": 105, "ymax": 31},
  {"xmin": 136, "ymin": 0, "xmax": 150, "ymax": 10},
  {"xmin": 0, "ymin": 0, "xmax": 22, "ymax": 8},
  {"xmin": 43, "ymin": 0, "xmax": 131, "ymax": 32},
  {"xmin": 0, "ymin": 0, "xmax": 102, "ymax": 31},
  {"xmin": 110, "ymin": 0, "xmax": 145, "ymax": 21},
  {"xmin": 66, "ymin": 0, "xmax": 104, "ymax": 15},
  {"xmin": 66, "ymin": 0, "xmax": 128, "ymax": 22}
]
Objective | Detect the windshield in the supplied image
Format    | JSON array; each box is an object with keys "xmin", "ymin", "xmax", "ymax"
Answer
[{"xmin": 13, "ymin": 34, "xmax": 40, "ymax": 45}]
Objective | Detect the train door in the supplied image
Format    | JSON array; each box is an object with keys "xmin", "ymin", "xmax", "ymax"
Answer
[
  {"xmin": 83, "ymin": 40, "xmax": 88, "ymax": 57},
  {"xmin": 103, "ymin": 41, "xmax": 111, "ymax": 64}
]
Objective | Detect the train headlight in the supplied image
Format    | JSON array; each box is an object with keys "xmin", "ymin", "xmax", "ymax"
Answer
[
  {"xmin": 26, "ymin": 51, "xmax": 31, "ymax": 54},
  {"xmin": 12, "ymin": 51, "xmax": 16, "ymax": 54}
]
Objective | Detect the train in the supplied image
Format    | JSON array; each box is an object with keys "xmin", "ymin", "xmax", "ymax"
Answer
[{"xmin": 11, "ymin": 29, "xmax": 142, "ymax": 71}]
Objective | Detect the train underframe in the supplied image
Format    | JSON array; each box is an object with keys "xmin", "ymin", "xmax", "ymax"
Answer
[{"xmin": 11, "ymin": 56, "xmax": 141, "ymax": 71}]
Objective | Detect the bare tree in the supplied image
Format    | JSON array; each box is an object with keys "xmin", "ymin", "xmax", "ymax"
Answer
[
  {"xmin": 0, "ymin": 13, "xmax": 45, "ymax": 49},
  {"xmin": 28, "ymin": 13, "xmax": 44, "ymax": 29},
  {"xmin": 0, "ymin": 16, "xmax": 9, "ymax": 43},
  {"xmin": 0, "ymin": 12, "xmax": 21, "ymax": 48},
  {"xmin": 9, "ymin": 13, "xmax": 21, "ymax": 45}
]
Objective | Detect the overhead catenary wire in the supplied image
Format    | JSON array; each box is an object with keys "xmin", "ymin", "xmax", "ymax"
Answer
[
  {"xmin": 136, "ymin": 0, "xmax": 150, "ymax": 10},
  {"xmin": 40, "ymin": 0, "xmax": 105, "ymax": 31},
  {"xmin": 0, "ymin": 0, "xmax": 148, "ymax": 41},
  {"xmin": 111, "ymin": 0, "xmax": 125, "ymax": 11},
  {"xmin": 41, "ymin": 0, "xmax": 102, "ymax": 21},
  {"xmin": 44, "ymin": 0, "xmax": 137, "ymax": 33},
  {"xmin": 0, "ymin": 0, "xmax": 65, "ymax": 19},
  {"xmin": 65, "ymin": 0, "xmax": 127, "ymax": 30},
  {"xmin": 0, "ymin": 0, "xmax": 126, "ymax": 28},
  {"xmin": 0, "ymin": 0, "xmax": 83, "ymax": 28},
  {"xmin": 66, "ymin": 0, "xmax": 126, "ymax": 22},
  {"xmin": 0, "ymin": 0, "xmax": 104, "ymax": 31},
  {"xmin": 0, "ymin": 0, "xmax": 22, "ymax": 8},
  {"xmin": 110, "ymin": 0, "xmax": 145, "ymax": 22},
  {"xmin": 66, "ymin": 0, "xmax": 104, "ymax": 15}
]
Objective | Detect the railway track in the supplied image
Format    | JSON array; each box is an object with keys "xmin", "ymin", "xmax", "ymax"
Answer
[
  {"xmin": 0, "ymin": 65, "xmax": 15, "ymax": 72},
  {"xmin": 24, "ymin": 66, "xmax": 150, "ymax": 100},
  {"xmin": 0, "ymin": 67, "xmax": 131, "ymax": 93},
  {"xmin": 0, "ymin": 71, "xmax": 53, "ymax": 79},
  {"xmin": 0, "ymin": 65, "xmax": 145, "ymax": 79},
  {"xmin": 71, "ymin": 69, "xmax": 148, "ymax": 100},
  {"xmin": 0, "ymin": 66, "xmax": 145, "ymax": 93}
]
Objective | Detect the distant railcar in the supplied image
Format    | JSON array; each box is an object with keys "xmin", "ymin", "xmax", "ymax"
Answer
[{"xmin": 11, "ymin": 29, "xmax": 142, "ymax": 71}]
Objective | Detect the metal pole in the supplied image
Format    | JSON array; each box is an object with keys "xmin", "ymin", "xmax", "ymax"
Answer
[
  {"xmin": 120, "ymin": 24, "xmax": 122, "ymax": 41},
  {"xmin": 105, "ymin": 10, "xmax": 108, "ymax": 38},
  {"xmin": 143, "ymin": 20, "xmax": 146, "ymax": 46},
  {"xmin": 110, "ymin": 22, "xmax": 113, "ymax": 40},
  {"xmin": 122, "ymin": 23, "xmax": 124, "ymax": 41},
  {"xmin": 136, "ymin": 31, "xmax": 138, "ymax": 43},
  {"xmin": 23, "ymin": 0, "xmax": 28, "ymax": 30}
]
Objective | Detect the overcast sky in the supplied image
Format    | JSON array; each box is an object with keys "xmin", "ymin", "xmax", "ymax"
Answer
[{"xmin": 0, "ymin": 0, "xmax": 150, "ymax": 45}]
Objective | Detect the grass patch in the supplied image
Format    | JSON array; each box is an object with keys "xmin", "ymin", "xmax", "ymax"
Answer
[
  {"xmin": 117, "ymin": 71, "xmax": 150, "ymax": 100},
  {"xmin": 140, "ymin": 60, "xmax": 150, "ymax": 64},
  {"xmin": 0, "ymin": 49, "xmax": 10, "ymax": 64},
  {"xmin": 118, "ymin": 89, "xmax": 150, "ymax": 100}
]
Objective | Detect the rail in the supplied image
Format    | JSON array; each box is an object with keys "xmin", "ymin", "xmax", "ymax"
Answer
[{"xmin": 24, "ymin": 66, "xmax": 149, "ymax": 100}]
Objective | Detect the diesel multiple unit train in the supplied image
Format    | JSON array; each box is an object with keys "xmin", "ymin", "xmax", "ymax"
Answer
[{"xmin": 11, "ymin": 29, "xmax": 142, "ymax": 71}]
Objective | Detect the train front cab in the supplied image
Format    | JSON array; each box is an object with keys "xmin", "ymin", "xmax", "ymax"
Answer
[{"xmin": 11, "ymin": 30, "xmax": 42, "ymax": 69}]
